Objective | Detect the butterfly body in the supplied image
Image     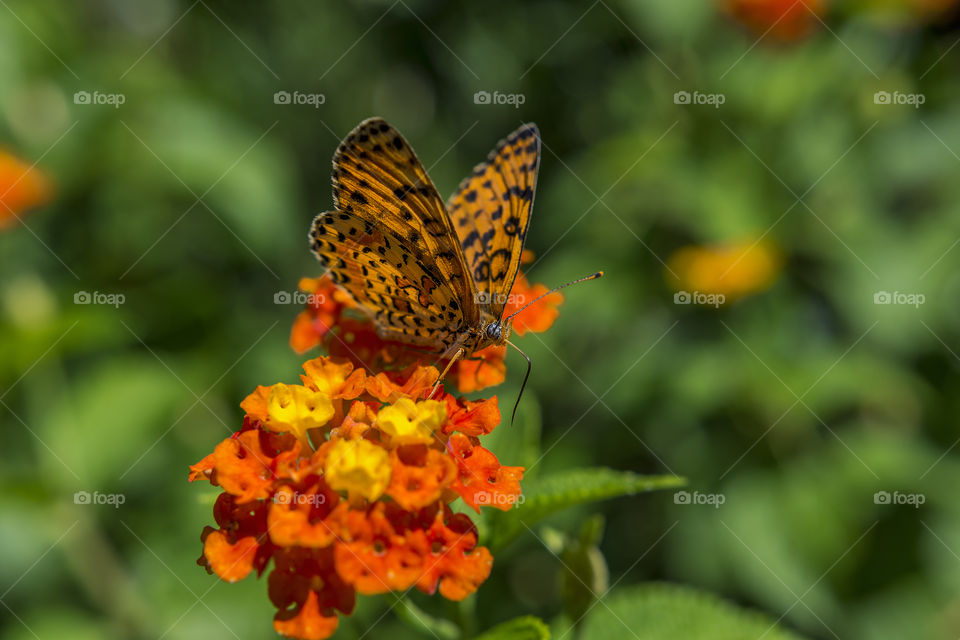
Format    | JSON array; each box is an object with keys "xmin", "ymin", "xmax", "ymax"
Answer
[{"xmin": 310, "ymin": 118, "xmax": 538, "ymax": 363}]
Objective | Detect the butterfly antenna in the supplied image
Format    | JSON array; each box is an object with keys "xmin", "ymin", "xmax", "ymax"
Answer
[
  {"xmin": 505, "ymin": 339, "xmax": 531, "ymax": 426},
  {"xmin": 503, "ymin": 271, "xmax": 604, "ymax": 328}
]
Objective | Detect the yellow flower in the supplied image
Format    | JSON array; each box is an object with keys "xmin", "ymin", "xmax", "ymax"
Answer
[
  {"xmin": 324, "ymin": 438, "xmax": 391, "ymax": 501},
  {"xmin": 667, "ymin": 240, "xmax": 780, "ymax": 305},
  {"xmin": 267, "ymin": 383, "xmax": 335, "ymax": 449},
  {"xmin": 376, "ymin": 398, "xmax": 446, "ymax": 446}
]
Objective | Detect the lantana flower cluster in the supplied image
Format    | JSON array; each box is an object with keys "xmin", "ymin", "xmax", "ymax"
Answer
[{"xmin": 191, "ymin": 265, "xmax": 563, "ymax": 639}]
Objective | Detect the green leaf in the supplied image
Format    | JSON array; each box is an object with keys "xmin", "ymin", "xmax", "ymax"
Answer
[
  {"xmin": 487, "ymin": 468, "xmax": 685, "ymax": 551},
  {"xmin": 581, "ymin": 583, "xmax": 809, "ymax": 639},
  {"xmin": 474, "ymin": 615, "xmax": 551, "ymax": 640}
]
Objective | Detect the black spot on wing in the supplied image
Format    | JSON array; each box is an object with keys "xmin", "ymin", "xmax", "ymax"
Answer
[
  {"xmin": 473, "ymin": 260, "xmax": 490, "ymax": 281},
  {"xmin": 460, "ymin": 229, "xmax": 479, "ymax": 250}
]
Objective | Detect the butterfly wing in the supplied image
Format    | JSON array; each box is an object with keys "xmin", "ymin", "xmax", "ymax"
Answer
[
  {"xmin": 310, "ymin": 211, "xmax": 464, "ymax": 351},
  {"xmin": 447, "ymin": 123, "xmax": 539, "ymax": 319},
  {"xmin": 310, "ymin": 118, "xmax": 478, "ymax": 352},
  {"xmin": 329, "ymin": 117, "xmax": 477, "ymax": 322}
]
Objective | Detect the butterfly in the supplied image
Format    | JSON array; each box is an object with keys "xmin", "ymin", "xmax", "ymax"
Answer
[{"xmin": 309, "ymin": 117, "xmax": 600, "ymax": 398}]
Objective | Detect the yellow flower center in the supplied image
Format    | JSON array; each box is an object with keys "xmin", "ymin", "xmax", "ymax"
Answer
[
  {"xmin": 267, "ymin": 383, "xmax": 335, "ymax": 449},
  {"xmin": 324, "ymin": 438, "xmax": 391, "ymax": 501},
  {"xmin": 376, "ymin": 398, "xmax": 446, "ymax": 446}
]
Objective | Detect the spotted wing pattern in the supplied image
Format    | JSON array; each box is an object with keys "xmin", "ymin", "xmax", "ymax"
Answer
[
  {"xmin": 310, "ymin": 211, "xmax": 464, "ymax": 350},
  {"xmin": 328, "ymin": 118, "xmax": 477, "ymax": 322},
  {"xmin": 309, "ymin": 118, "xmax": 481, "ymax": 352},
  {"xmin": 446, "ymin": 123, "xmax": 539, "ymax": 318}
]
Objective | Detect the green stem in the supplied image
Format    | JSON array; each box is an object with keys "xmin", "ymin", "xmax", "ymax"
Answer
[
  {"xmin": 451, "ymin": 594, "xmax": 478, "ymax": 638},
  {"xmin": 392, "ymin": 595, "xmax": 460, "ymax": 639}
]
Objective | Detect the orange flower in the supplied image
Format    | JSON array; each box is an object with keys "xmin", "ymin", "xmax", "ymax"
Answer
[
  {"xmin": 0, "ymin": 149, "xmax": 52, "ymax": 229},
  {"xmin": 365, "ymin": 363, "xmax": 438, "ymax": 403},
  {"xmin": 268, "ymin": 483, "xmax": 343, "ymax": 548},
  {"xmin": 334, "ymin": 502, "xmax": 425, "ymax": 593},
  {"xmin": 290, "ymin": 278, "xmax": 354, "ymax": 353},
  {"xmin": 240, "ymin": 386, "xmax": 273, "ymax": 422},
  {"xmin": 449, "ymin": 434, "xmax": 525, "ymax": 512},
  {"xmin": 201, "ymin": 530, "xmax": 260, "ymax": 582},
  {"xmin": 722, "ymin": 0, "xmax": 826, "ymax": 42},
  {"xmin": 330, "ymin": 400, "xmax": 377, "ymax": 440},
  {"xmin": 272, "ymin": 590, "xmax": 340, "ymax": 640},
  {"xmin": 386, "ymin": 445, "xmax": 458, "ymax": 510},
  {"xmin": 411, "ymin": 507, "xmax": 493, "ymax": 600},
  {"xmin": 197, "ymin": 493, "xmax": 274, "ymax": 581},
  {"xmin": 191, "ymin": 356, "xmax": 524, "ymax": 640},
  {"xmin": 452, "ymin": 345, "xmax": 507, "ymax": 394},
  {"xmin": 505, "ymin": 272, "xmax": 563, "ymax": 336},
  {"xmin": 444, "ymin": 395, "xmax": 500, "ymax": 437},
  {"xmin": 211, "ymin": 428, "xmax": 300, "ymax": 503},
  {"xmin": 666, "ymin": 240, "xmax": 781, "ymax": 306},
  {"xmin": 188, "ymin": 452, "xmax": 216, "ymax": 482}
]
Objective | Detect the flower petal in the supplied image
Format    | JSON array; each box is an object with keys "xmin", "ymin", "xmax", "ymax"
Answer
[
  {"xmin": 376, "ymin": 398, "xmax": 445, "ymax": 446},
  {"xmin": 449, "ymin": 435, "xmax": 525, "ymax": 512},
  {"xmin": 386, "ymin": 446, "xmax": 458, "ymax": 510},
  {"xmin": 268, "ymin": 383, "xmax": 336, "ymax": 448},
  {"xmin": 202, "ymin": 530, "xmax": 259, "ymax": 583},
  {"xmin": 453, "ymin": 346, "xmax": 506, "ymax": 393},
  {"xmin": 273, "ymin": 591, "xmax": 340, "ymax": 640},
  {"xmin": 323, "ymin": 438, "xmax": 391, "ymax": 502}
]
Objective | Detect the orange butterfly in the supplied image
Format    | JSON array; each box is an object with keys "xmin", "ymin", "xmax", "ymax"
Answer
[{"xmin": 309, "ymin": 118, "xmax": 600, "ymax": 395}]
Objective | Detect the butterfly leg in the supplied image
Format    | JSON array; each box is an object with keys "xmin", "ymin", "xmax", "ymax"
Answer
[{"xmin": 428, "ymin": 347, "xmax": 464, "ymax": 399}]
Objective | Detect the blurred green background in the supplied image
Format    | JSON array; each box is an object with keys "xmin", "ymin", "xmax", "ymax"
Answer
[{"xmin": 3, "ymin": 0, "xmax": 960, "ymax": 638}]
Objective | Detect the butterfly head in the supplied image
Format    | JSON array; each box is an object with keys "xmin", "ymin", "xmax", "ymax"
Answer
[{"xmin": 484, "ymin": 320, "xmax": 510, "ymax": 345}]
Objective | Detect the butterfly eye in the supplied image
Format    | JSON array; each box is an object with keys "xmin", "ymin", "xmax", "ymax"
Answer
[{"xmin": 485, "ymin": 323, "xmax": 502, "ymax": 341}]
